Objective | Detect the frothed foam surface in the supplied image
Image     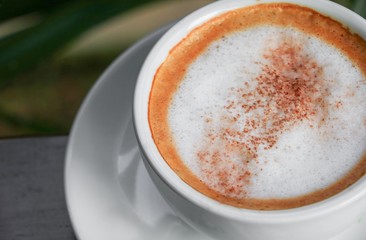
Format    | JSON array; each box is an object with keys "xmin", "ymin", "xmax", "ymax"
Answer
[
  {"xmin": 149, "ymin": 3, "xmax": 366, "ymax": 209},
  {"xmin": 169, "ymin": 26, "xmax": 366, "ymax": 199}
]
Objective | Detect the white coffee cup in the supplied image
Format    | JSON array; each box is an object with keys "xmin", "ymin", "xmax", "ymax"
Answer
[{"xmin": 133, "ymin": 0, "xmax": 366, "ymax": 239}]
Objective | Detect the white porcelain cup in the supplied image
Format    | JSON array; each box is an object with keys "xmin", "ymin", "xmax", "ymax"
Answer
[{"xmin": 133, "ymin": 0, "xmax": 366, "ymax": 239}]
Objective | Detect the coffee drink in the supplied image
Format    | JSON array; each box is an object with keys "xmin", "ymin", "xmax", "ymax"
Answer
[{"xmin": 148, "ymin": 3, "xmax": 366, "ymax": 210}]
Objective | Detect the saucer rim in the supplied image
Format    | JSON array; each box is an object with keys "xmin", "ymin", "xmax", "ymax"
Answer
[{"xmin": 64, "ymin": 24, "xmax": 173, "ymax": 240}]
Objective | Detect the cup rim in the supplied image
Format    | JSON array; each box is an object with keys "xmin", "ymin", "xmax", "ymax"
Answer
[{"xmin": 133, "ymin": 0, "xmax": 366, "ymax": 223}]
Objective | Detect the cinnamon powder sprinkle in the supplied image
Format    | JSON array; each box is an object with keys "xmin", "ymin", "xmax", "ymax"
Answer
[
  {"xmin": 149, "ymin": 3, "xmax": 366, "ymax": 209},
  {"xmin": 197, "ymin": 38, "xmax": 330, "ymax": 198}
]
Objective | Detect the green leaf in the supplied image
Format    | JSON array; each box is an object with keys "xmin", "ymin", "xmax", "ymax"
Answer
[
  {"xmin": 332, "ymin": 0, "xmax": 355, "ymax": 9},
  {"xmin": 0, "ymin": 0, "xmax": 74, "ymax": 22},
  {"xmin": 353, "ymin": 0, "xmax": 366, "ymax": 18},
  {"xmin": 0, "ymin": 0, "xmax": 160, "ymax": 88}
]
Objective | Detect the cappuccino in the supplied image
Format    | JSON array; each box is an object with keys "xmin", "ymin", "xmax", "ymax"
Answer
[{"xmin": 148, "ymin": 3, "xmax": 366, "ymax": 210}]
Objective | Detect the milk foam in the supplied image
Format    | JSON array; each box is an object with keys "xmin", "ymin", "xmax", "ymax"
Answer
[{"xmin": 168, "ymin": 26, "xmax": 366, "ymax": 199}]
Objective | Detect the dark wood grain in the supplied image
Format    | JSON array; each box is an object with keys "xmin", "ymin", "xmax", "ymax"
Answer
[{"xmin": 0, "ymin": 136, "xmax": 76, "ymax": 240}]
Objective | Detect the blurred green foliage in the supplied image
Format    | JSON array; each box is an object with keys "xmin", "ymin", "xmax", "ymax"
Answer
[
  {"xmin": 0, "ymin": 0, "xmax": 161, "ymax": 137},
  {"xmin": 0, "ymin": 0, "xmax": 364, "ymax": 137},
  {"xmin": 0, "ymin": 0, "xmax": 162, "ymax": 87}
]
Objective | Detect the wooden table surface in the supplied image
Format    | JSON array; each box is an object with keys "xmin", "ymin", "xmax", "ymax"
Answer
[{"xmin": 0, "ymin": 136, "xmax": 76, "ymax": 240}]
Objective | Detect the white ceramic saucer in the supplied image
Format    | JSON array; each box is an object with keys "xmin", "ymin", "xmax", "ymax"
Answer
[{"xmin": 65, "ymin": 24, "xmax": 366, "ymax": 240}]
